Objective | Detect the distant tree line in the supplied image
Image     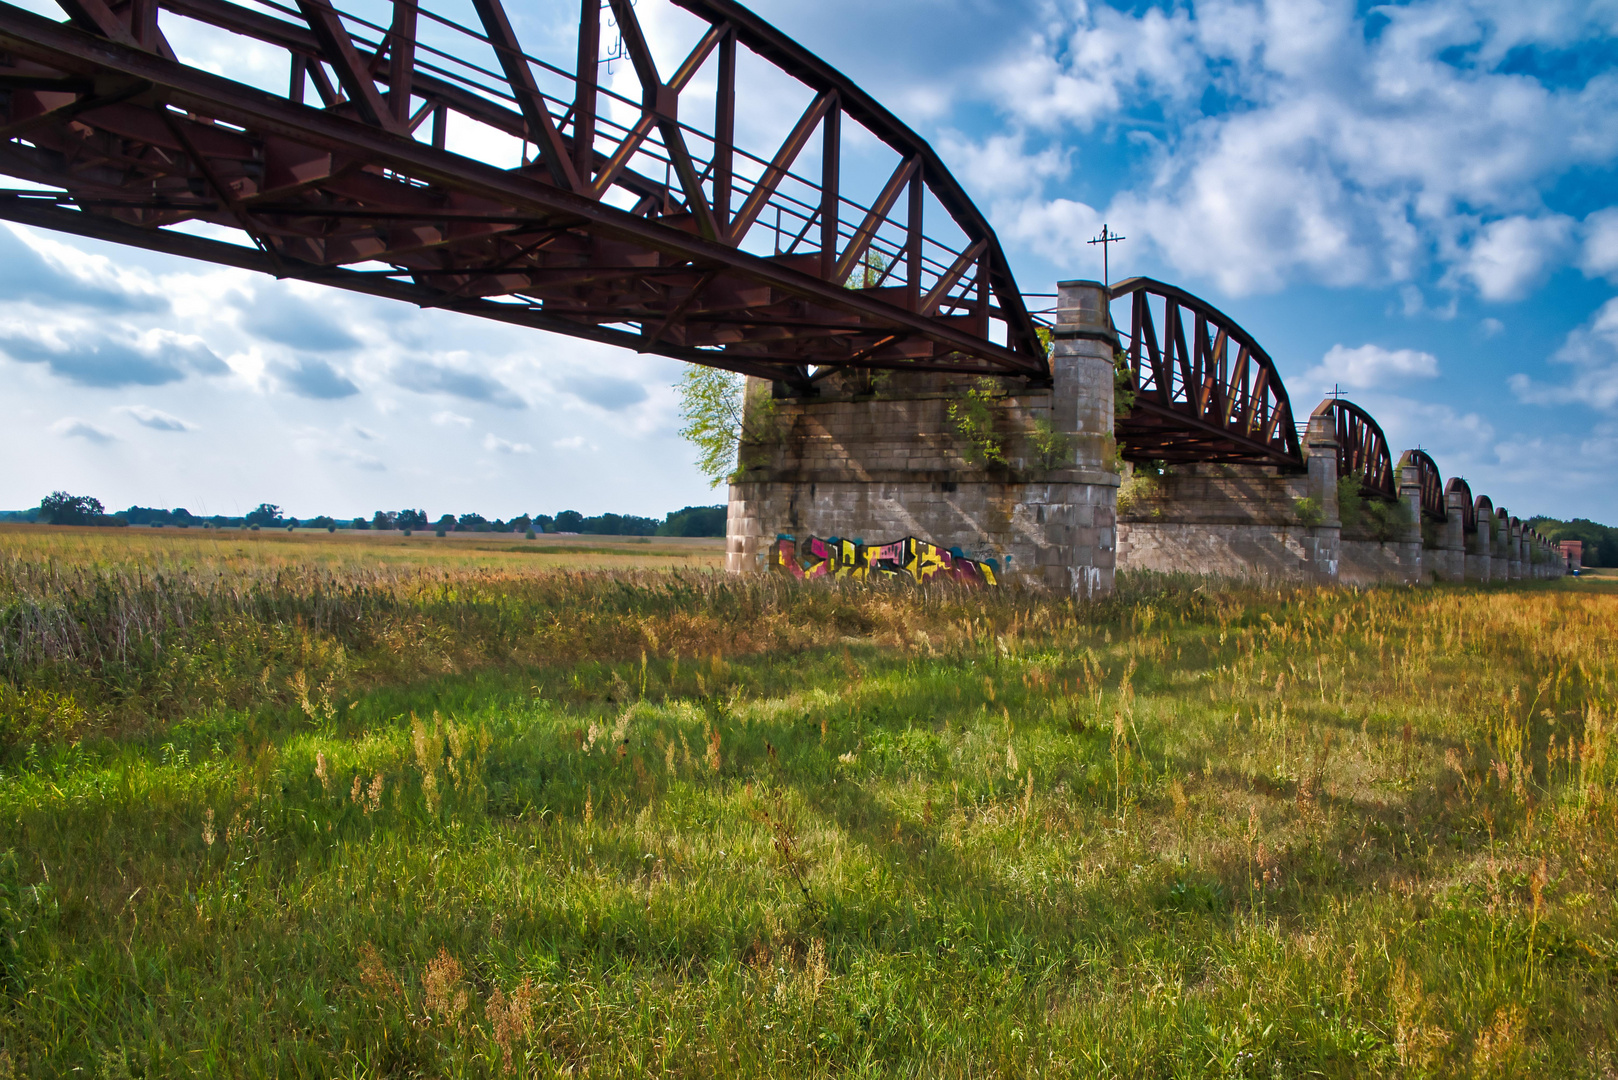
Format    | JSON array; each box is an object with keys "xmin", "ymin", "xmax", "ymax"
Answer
[
  {"xmin": 1528, "ymin": 516, "xmax": 1618, "ymax": 567},
  {"xmin": 5, "ymin": 493, "xmax": 727, "ymax": 537}
]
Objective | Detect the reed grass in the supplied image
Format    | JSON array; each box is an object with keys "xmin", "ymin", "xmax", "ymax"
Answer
[{"xmin": 0, "ymin": 529, "xmax": 1614, "ymax": 1076}]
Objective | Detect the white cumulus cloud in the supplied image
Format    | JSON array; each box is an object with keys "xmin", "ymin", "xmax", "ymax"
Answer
[
  {"xmin": 51, "ymin": 417, "xmax": 117, "ymax": 444},
  {"xmin": 972, "ymin": 0, "xmax": 1618, "ymax": 296},
  {"xmin": 117, "ymin": 405, "xmax": 195, "ymax": 431},
  {"xmin": 1302, "ymin": 344, "xmax": 1441, "ymax": 395},
  {"xmin": 1510, "ymin": 297, "xmax": 1618, "ymax": 412},
  {"xmin": 483, "ymin": 434, "xmax": 534, "ymax": 454},
  {"xmin": 1580, "ymin": 207, "xmax": 1618, "ymax": 283},
  {"xmin": 1447, "ymin": 215, "xmax": 1577, "ymax": 301}
]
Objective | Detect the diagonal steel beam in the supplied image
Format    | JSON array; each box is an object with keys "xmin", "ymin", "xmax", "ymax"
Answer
[
  {"xmin": 918, "ymin": 239, "xmax": 984, "ymax": 317},
  {"xmin": 468, "ymin": 0, "xmax": 576, "ymax": 190},
  {"xmin": 293, "ymin": 0, "xmax": 402, "ymax": 133},
  {"xmin": 727, "ymin": 89, "xmax": 833, "ymax": 245},
  {"xmin": 606, "ymin": 0, "xmax": 720, "ymax": 239},
  {"xmin": 56, "ymin": 0, "xmax": 140, "ymax": 47},
  {"xmin": 832, "ymin": 154, "xmax": 917, "ymax": 284},
  {"xmin": 586, "ymin": 25, "xmax": 724, "ymax": 202},
  {"xmin": 162, "ymin": 112, "xmax": 287, "ymax": 274}
]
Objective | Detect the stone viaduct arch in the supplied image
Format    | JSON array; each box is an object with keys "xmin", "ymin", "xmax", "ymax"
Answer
[{"xmin": 0, "ymin": 0, "xmax": 1566, "ymax": 588}]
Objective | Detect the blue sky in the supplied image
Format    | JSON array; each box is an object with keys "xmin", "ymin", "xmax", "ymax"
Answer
[{"xmin": 3, "ymin": 0, "xmax": 1617, "ymax": 523}]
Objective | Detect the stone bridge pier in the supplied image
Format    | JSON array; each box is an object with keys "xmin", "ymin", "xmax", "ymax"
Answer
[
  {"xmin": 725, "ymin": 281, "xmax": 1569, "ymax": 591},
  {"xmin": 725, "ymin": 281, "xmax": 1122, "ymax": 595},
  {"xmin": 1449, "ymin": 482, "xmax": 1475, "ymax": 579},
  {"xmin": 1113, "ymin": 413, "xmax": 1343, "ymax": 583},
  {"xmin": 1115, "ymin": 435, "xmax": 1567, "ymax": 585}
]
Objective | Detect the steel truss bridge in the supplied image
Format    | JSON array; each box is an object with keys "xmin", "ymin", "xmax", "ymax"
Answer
[{"xmin": 0, "ymin": 0, "xmax": 1541, "ymax": 545}]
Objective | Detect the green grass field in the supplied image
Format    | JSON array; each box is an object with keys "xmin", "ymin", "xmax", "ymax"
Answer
[{"xmin": 0, "ymin": 528, "xmax": 1615, "ymax": 1077}]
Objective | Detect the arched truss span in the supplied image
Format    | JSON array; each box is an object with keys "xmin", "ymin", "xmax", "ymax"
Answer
[
  {"xmin": 1399, "ymin": 449, "xmax": 1445, "ymax": 523},
  {"xmin": 1312, "ymin": 398, "xmax": 1395, "ymax": 500},
  {"xmin": 0, "ymin": 0, "xmax": 1047, "ymax": 390},
  {"xmin": 1108, "ymin": 278, "xmax": 1302, "ymax": 467},
  {"xmin": 1474, "ymin": 495, "xmax": 1494, "ymax": 530},
  {"xmin": 1445, "ymin": 477, "xmax": 1475, "ymax": 533}
]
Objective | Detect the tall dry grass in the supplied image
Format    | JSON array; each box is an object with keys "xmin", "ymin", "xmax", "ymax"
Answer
[{"xmin": 0, "ymin": 529, "xmax": 1615, "ymax": 1075}]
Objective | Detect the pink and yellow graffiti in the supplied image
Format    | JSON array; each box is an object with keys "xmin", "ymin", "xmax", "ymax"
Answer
[{"xmin": 769, "ymin": 536, "xmax": 998, "ymax": 586}]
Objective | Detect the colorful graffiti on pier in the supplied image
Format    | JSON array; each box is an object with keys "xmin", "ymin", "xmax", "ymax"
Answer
[{"xmin": 770, "ymin": 536, "xmax": 999, "ymax": 587}]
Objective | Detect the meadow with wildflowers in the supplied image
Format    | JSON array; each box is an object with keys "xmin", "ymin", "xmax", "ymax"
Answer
[{"xmin": 0, "ymin": 526, "xmax": 1614, "ymax": 1076}]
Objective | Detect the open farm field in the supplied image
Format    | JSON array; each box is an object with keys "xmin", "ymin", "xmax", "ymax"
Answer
[
  {"xmin": 0, "ymin": 534, "xmax": 1615, "ymax": 1077},
  {"xmin": 0, "ymin": 524, "xmax": 726, "ymax": 577}
]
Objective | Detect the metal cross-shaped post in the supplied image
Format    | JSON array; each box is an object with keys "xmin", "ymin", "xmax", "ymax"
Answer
[{"xmin": 1087, "ymin": 224, "xmax": 1126, "ymax": 289}]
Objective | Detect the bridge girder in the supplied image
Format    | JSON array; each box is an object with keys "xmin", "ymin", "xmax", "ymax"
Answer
[
  {"xmin": 0, "ymin": 0, "xmax": 1048, "ymax": 391},
  {"xmin": 1399, "ymin": 448, "xmax": 1446, "ymax": 523},
  {"xmin": 1110, "ymin": 277, "xmax": 1303, "ymax": 468},
  {"xmin": 1445, "ymin": 475, "xmax": 1476, "ymax": 533},
  {"xmin": 1312, "ymin": 398, "xmax": 1396, "ymax": 502}
]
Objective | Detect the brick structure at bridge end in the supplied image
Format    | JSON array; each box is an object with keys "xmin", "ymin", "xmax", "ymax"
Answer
[{"xmin": 725, "ymin": 281, "xmax": 1121, "ymax": 595}]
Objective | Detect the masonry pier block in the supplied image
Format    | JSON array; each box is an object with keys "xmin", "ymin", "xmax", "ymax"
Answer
[
  {"xmin": 1396, "ymin": 469, "xmax": 1424, "ymax": 584},
  {"xmin": 1468, "ymin": 502, "xmax": 1493, "ymax": 581},
  {"xmin": 1505, "ymin": 515, "xmax": 1522, "ymax": 580},
  {"xmin": 725, "ymin": 280, "xmax": 1120, "ymax": 595},
  {"xmin": 1115, "ymin": 407, "xmax": 1342, "ymax": 582},
  {"xmin": 1439, "ymin": 488, "xmax": 1467, "ymax": 583}
]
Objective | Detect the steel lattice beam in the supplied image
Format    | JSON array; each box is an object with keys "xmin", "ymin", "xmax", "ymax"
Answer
[
  {"xmin": 1400, "ymin": 448, "xmax": 1446, "ymax": 523},
  {"xmin": 1446, "ymin": 476, "xmax": 1476, "ymax": 534},
  {"xmin": 1312, "ymin": 398, "xmax": 1395, "ymax": 501},
  {"xmin": 1110, "ymin": 277, "xmax": 1303, "ymax": 467},
  {"xmin": 0, "ymin": 0, "xmax": 1048, "ymax": 391}
]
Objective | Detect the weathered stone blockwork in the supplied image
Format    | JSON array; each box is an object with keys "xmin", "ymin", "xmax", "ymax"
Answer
[
  {"xmin": 1115, "ymin": 407, "xmax": 1343, "ymax": 582},
  {"xmin": 1116, "ymin": 458, "xmax": 1569, "ymax": 583},
  {"xmin": 726, "ymin": 281, "xmax": 1122, "ymax": 595},
  {"xmin": 724, "ymin": 277, "xmax": 1571, "ymax": 589}
]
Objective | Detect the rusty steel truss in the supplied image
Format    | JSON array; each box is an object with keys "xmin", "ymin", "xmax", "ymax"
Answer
[
  {"xmin": 1445, "ymin": 476, "xmax": 1475, "ymax": 533},
  {"xmin": 0, "ymin": 0, "xmax": 1521, "ymax": 527},
  {"xmin": 0, "ymin": 0, "xmax": 1047, "ymax": 390},
  {"xmin": 1109, "ymin": 277, "xmax": 1302, "ymax": 467},
  {"xmin": 1312, "ymin": 398, "xmax": 1395, "ymax": 501},
  {"xmin": 1399, "ymin": 448, "xmax": 1444, "ymax": 522}
]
